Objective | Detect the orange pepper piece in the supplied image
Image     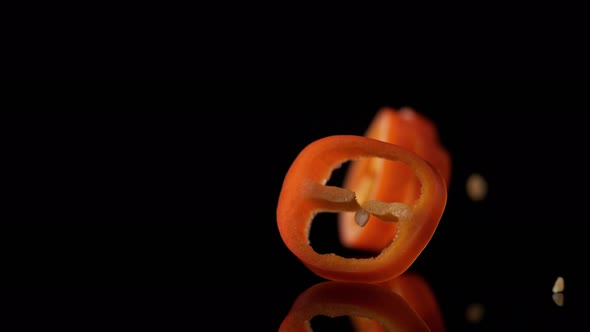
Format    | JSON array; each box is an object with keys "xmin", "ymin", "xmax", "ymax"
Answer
[
  {"xmin": 276, "ymin": 134, "xmax": 447, "ymax": 282},
  {"xmin": 279, "ymin": 281, "xmax": 431, "ymax": 332},
  {"xmin": 338, "ymin": 107, "xmax": 451, "ymax": 253}
]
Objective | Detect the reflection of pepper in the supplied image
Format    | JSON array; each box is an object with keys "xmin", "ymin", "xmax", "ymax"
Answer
[
  {"xmin": 338, "ymin": 107, "xmax": 451, "ymax": 253},
  {"xmin": 276, "ymin": 135, "xmax": 447, "ymax": 282},
  {"xmin": 279, "ymin": 280, "xmax": 431, "ymax": 332},
  {"xmin": 351, "ymin": 272, "xmax": 445, "ymax": 332}
]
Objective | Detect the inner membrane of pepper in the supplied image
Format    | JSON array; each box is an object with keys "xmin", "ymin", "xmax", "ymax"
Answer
[
  {"xmin": 337, "ymin": 156, "xmax": 420, "ymax": 254},
  {"xmin": 308, "ymin": 156, "xmax": 420, "ymax": 257}
]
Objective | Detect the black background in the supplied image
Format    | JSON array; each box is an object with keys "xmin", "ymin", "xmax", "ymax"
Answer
[{"xmin": 1, "ymin": 82, "xmax": 588, "ymax": 331}]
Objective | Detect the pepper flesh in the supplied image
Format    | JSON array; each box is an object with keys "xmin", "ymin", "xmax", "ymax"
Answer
[
  {"xmin": 338, "ymin": 108, "xmax": 451, "ymax": 253},
  {"xmin": 276, "ymin": 135, "xmax": 447, "ymax": 283},
  {"xmin": 279, "ymin": 281, "xmax": 430, "ymax": 332}
]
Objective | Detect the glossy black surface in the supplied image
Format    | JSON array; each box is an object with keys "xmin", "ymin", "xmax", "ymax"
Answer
[{"xmin": 2, "ymin": 83, "xmax": 588, "ymax": 331}]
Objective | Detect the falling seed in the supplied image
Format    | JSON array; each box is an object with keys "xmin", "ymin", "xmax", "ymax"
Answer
[
  {"xmin": 465, "ymin": 302, "xmax": 485, "ymax": 323},
  {"xmin": 354, "ymin": 209, "xmax": 370, "ymax": 227},
  {"xmin": 552, "ymin": 276, "xmax": 565, "ymax": 293},
  {"xmin": 466, "ymin": 173, "xmax": 487, "ymax": 202},
  {"xmin": 552, "ymin": 293, "xmax": 564, "ymax": 307}
]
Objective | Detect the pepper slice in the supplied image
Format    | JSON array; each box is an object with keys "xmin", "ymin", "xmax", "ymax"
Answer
[
  {"xmin": 338, "ymin": 107, "xmax": 451, "ymax": 253},
  {"xmin": 279, "ymin": 281, "xmax": 431, "ymax": 332},
  {"xmin": 276, "ymin": 135, "xmax": 447, "ymax": 282}
]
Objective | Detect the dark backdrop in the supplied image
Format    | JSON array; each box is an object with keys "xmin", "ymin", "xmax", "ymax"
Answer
[{"xmin": 2, "ymin": 82, "xmax": 588, "ymax": 331}]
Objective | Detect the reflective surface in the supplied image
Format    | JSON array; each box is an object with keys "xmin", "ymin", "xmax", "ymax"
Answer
[
  {"xmin": 280, "ymin": 272, "xmax": 443, "ymax": 331},
  {"xmin": 2, "ymin": 84, "xmax": 589, "ymax": 331}
]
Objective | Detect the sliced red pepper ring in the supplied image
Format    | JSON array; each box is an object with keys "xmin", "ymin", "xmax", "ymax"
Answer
[
  {"xmin": 338, "ymin": 107, "xmax": 451, "ymax": 253},
  {"xmin": 278, "ymin": 280, "xmax": 431, "ymax": 332},
  {"xmin": 276, "ymin": 135, "xmax": 447, "ymax": 283}
]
